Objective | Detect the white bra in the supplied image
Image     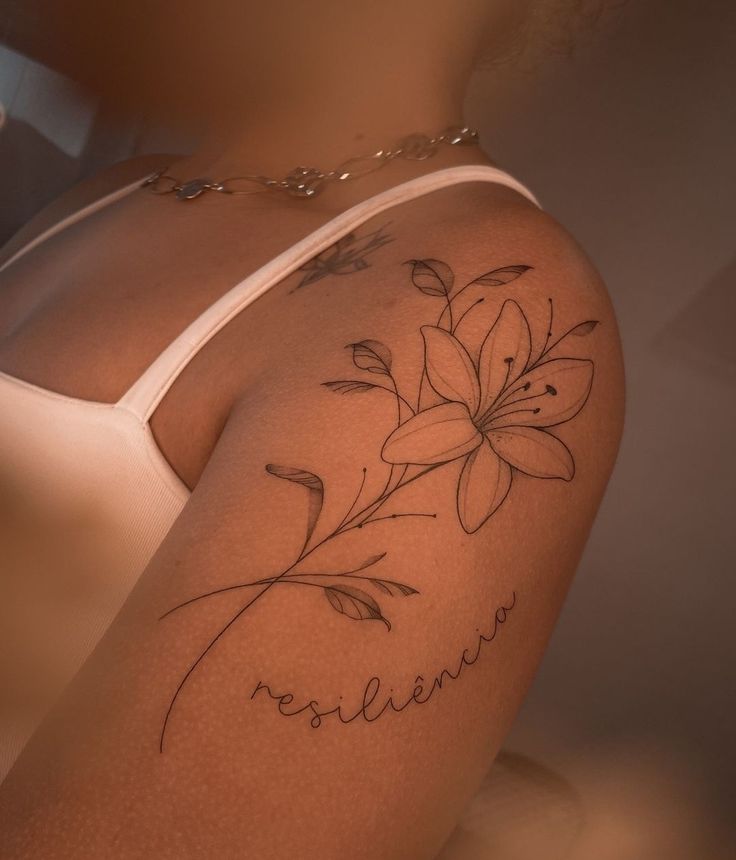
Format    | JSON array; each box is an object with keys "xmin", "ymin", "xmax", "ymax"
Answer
[{"xmin": 0, "ymin": 164, "xmax": 541, "ymax": 782}]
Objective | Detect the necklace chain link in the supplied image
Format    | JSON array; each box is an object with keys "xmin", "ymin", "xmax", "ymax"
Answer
[{"xmin": 141, "ymin": 125, "xmax": 479, "ymax": 200}]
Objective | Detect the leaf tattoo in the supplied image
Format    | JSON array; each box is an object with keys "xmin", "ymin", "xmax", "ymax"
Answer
[
  {"xmin": 405, "ymin": 258, "xmax": 455, "ymax": 296},
  {"xmin": 568, "ymin": 320, "xmax": 600, "ymax": 336},
  {"xmin": 321, "ymin": 380, "xmax": 383, "ymax": 395},
  {"xmin": 264, "ymin": 465, "xmax": 324, "ymax": 553},
  {"xmin": 324, "ymin": 585, "xmax": 391, "ymax": 630},
  {"xmin": 368, "ymin": 578, "xmax": 419, "ymax": 597},
  {"xmin": 346, "ymin": 339, "xmax": 393, "ymax": 375},
  {"xmin": 467, "ymin": 264, "xmax": 532, "ymax": 287}
]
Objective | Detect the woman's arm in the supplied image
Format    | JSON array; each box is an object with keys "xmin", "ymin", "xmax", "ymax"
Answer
[{"xmin": 0, "ymin": 194, "xmax": 624, "ymax": 859}]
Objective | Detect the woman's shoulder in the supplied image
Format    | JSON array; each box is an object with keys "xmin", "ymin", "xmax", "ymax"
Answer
[
  {"xmin": 239, "ymin": 169, "xmax": 623, "ymax": 398},
  {"xmin": 402, "ymin": 176, "xmax": 611, "ymax": 301},
  {"xmin": 236, "ymin": 172, "xmax": 625, "ymax": 479},
  {"xmin": 388, "ymin": 173, "xmax": 626, "ymax": 430},
  {"xmin": 326, "ymin": 173, "xmax": 621, "ymax": 362},
  {"xmin": 0, "ymin": 153, "xmax": 174, "ymax": 267}
]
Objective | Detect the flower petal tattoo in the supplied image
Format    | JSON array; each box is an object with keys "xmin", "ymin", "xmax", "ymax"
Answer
[
  {"xmin": 159, "ymin": 257, "xmax": 598, "ymax": 748},
  {"xmin": 381, "ymin": 296, "xmax": 594, "ymax": 533}
]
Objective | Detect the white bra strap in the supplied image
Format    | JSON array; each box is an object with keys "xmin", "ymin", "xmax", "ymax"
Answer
[
  {"xmin": 118, "ymin": 164, "xmax": 542, "ymax": 422},
  {"xmin": 0, "ymin": 175, "xmax": 150, "ymax": 274}
]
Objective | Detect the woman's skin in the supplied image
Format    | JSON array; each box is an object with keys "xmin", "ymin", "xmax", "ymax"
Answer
[{"xmin": 0, "ymin": 2, "xmax": 624, "ymax": 857}]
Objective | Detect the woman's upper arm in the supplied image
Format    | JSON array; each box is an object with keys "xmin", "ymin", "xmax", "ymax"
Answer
[{"xmin": 0, "ymin": 197, "xmax": 624, "ymax": 859}]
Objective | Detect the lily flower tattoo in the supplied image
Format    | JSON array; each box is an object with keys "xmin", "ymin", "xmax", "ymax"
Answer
[
  {"xmin": 159, "ymin": 256, "xmax": 598, "ymax": 749},
  {"xmin": 382, "ymin": 296, "xmax": 595, "ymax": 532}
]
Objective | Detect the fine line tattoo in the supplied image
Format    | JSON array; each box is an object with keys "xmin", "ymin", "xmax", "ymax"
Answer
[
  {"xmin": 158, "ymin": 255, "xmax": 598, "ymax": 750},
  {"xmin": 250, "ymin": 591, "xmax": 516, "ymax": 728},
  {"xmin": 292, "ymin": 222, "xmax": 395, "ymax": 290}
]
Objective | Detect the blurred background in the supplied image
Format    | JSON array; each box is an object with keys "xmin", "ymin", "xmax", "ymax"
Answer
[
  {"xmin": 1, "ymin": 0, "xmax": 733, "ymax": 856},
  {"xmin": 466, "ymin": 1, "xmax": 736, "ymax": 855}
]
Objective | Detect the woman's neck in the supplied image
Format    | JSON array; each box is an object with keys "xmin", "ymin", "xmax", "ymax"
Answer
[
  {"xmin": 166, "ymin": 60, "xmax": 495, "ymax": 209},
  {"xmin": 162, "ymin": 0, "xmax": 516, "ymax": 199},
  {"xmin": 188, "ymin": 101, "xmax": 465, "ymax": 178}
]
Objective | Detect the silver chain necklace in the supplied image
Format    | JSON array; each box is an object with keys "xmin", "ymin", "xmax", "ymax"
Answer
[{"xmin": 141, "ymin": 125, "xmax": 479, "ymax": 200}]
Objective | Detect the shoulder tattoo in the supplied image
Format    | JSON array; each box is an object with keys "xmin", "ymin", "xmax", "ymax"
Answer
[{"xmin": 159, "ymin": 255, "xmax": 598, "ymax": 748}]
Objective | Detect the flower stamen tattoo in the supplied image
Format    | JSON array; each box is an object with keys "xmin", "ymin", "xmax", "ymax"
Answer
[{"xmin": 159, "ymin": 257, "xmax": 597, "ymax": 749}]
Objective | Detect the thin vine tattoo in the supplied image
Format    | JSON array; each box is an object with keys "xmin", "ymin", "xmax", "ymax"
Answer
[{"xmin": 158, "ymin": 255, "xmax": 598, "ymax": 750}]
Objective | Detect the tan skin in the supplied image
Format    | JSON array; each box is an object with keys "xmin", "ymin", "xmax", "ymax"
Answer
[
  {"xmin": 0, "ymin": 2, "xmax": 624, "ymax": 857},
  {"xmin": 0, "ymin": 0, "xmax": 520, "ymax": 488}
]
